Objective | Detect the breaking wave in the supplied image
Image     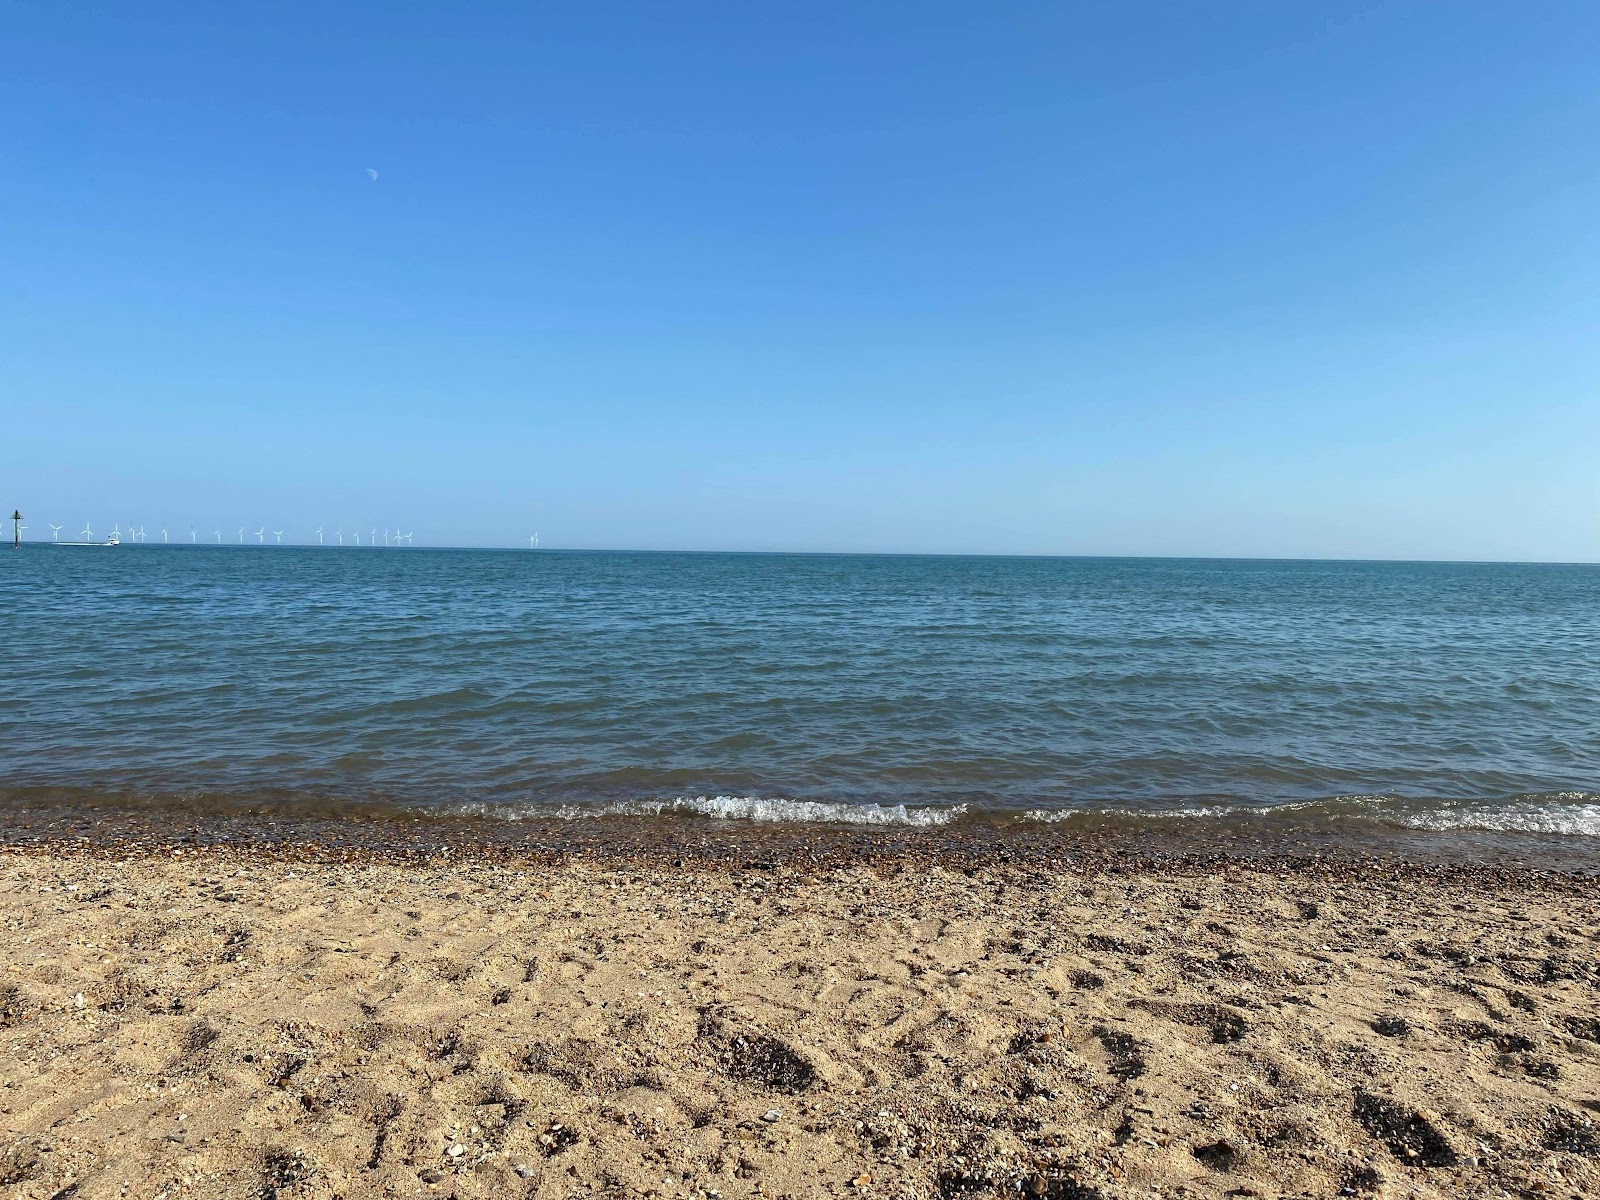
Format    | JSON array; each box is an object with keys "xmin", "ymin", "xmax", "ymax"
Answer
[
  {"xmin": 468, "ymin": 794, "xmax": 969, "ymax": 827},
  {"xmin": 1019, "ymin": 792, "xmax": 1600, "ymax": 837},
  {"xmin": 1396, "ymin": 797, "xmax": 1600, "ymax": 838}
]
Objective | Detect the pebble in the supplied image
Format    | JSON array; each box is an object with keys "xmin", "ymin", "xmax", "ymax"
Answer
[
  {"xmin": 762, "ymin": 1109, "xmax": 781, "ymax": 1122},
  {"xmin": 447, "ymin": 1143, "xmax": 466, "ymax": 1159}
]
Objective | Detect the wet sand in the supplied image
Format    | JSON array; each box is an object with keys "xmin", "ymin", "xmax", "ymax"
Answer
[{"xmin": 2, "ymin": 839, "xmax": 1597, "ymax": 1200}]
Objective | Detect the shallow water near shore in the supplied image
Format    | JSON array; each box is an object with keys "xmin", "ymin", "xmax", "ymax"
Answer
[{"xmin": 5, "ymin": 547, "xmax": 1597, "ymax": 855}]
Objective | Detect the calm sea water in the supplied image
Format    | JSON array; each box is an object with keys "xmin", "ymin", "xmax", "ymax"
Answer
[{"xmin": 3, "ymin": 547, "xmax": 1597, "ymax": 838}]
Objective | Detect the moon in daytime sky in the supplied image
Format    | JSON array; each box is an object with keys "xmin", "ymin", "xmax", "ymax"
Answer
[{"xmin": 366, "ymin": 168, "xmax": 379, "ymax": 182}]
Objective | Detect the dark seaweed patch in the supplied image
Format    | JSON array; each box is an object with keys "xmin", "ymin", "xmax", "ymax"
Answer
[
  {"xmin": 1353, "ymin": 1093, "xmax": 1457, "ymax": 1167},
  {"xmin": 1092, "ymin": 1026, "xmax": 1145, "ymax": 1081}
]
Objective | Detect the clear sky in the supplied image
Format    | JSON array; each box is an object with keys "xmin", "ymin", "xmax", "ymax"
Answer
[{"xmin": 5, "ymin": 1, "xmax": 1597, "ymax": 559}]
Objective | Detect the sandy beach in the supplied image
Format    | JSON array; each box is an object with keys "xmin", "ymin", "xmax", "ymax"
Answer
[{"xmin": 2, "ymin": 843, "xmax": 1596, "ymax": 1200}]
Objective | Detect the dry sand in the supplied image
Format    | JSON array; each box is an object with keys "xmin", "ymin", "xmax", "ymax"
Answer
[{"xmin": 1, "ymin": 845, "xmax": 1596, "ymax": 1199}]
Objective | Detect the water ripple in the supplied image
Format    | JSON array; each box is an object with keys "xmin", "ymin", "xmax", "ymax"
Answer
[{"xmin": 4, "ymin": 549, "xmax": 1598, "ymax": 832}]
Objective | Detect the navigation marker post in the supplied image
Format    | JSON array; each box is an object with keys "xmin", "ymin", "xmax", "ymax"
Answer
[{"xmin": 10, "ymin": 510, "xmax": 20, "ymax": 550}]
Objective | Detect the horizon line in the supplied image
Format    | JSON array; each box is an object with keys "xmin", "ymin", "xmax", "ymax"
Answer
[{"xmin": 20, "ymin": 541, "xmax": 1598, "ymax": 568}]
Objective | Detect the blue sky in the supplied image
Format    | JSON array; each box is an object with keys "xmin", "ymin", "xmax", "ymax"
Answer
[{"xmin": 5, "ymin": 1, "xmax": 1597, "ymax": 558}]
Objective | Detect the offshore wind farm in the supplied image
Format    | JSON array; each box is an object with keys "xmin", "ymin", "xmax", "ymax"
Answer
[{"xmin": 6, "ymin": 516, "xmax": 508, "ymax": 549}]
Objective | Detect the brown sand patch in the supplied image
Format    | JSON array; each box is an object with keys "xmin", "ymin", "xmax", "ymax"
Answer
[{"xmin": 0, "ymin": 848, "xmax": 1595, "ymax": 1198}]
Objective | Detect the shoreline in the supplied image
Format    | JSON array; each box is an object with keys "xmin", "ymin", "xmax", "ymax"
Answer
[{"xmin": 4, "ymin": 799, "xmax": 1599, "ymax": 877}]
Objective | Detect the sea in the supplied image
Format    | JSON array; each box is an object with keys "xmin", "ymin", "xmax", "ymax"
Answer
[{"xmin": 4, "ymin": 547, "xmax": 1597, "ymax": 859}]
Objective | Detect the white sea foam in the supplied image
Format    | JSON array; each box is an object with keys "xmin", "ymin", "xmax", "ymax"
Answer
[
  {"xmin": 472, "ymin": 795, "xmax": 967, "ymax": 827},
  {"xmin": 1020, "ymin": 806, "xmax": 1241, "ymax": 823},
  {"xmin": 1019, "ymin": 800, "xmax": 1343, "ymax": 822},
  {"xmin": 1021, "ymin": 795, "xmax": 1600, "ymax": 837},
  {"xmin": 620, "ymin": 795, "xmax": 967, "ymax": 826},
  {"xmin": 1398, "ymin": 802, "xmax": 1600, "ymax": 838}
]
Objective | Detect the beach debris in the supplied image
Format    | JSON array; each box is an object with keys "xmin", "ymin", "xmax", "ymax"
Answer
[
  {"xmin": 1538, "ymin": 1108, "xmax": 1600, "ymax": 1156},
  {"xmin": 536, "ymin": 1122, "xmax": 580, "ymax": 1155},
  {"xmin": 698, "ymin": 1010, "xmax": 817, "ymax": 1093},
  {"xmin": 1093, "ymin": 1025, "xmax": 1146, "ymax": 1081},
  {"xmin": 1352, "ymin": 1093, "xmax": 1457, "ymax": 1167},
  {"xmin": 1192, "ymin": 1139, "xmax": 1243, "ymax": 1172},
  {"xmin": 472, "ymin": 1101, "xmax": 508, "ymax": 1130},
  {"xmin": 256, "ymin": 1148, "xmax": 314, "ymax": 1195}
]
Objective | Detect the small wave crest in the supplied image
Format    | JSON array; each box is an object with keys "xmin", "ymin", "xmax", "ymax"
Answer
[
  {"xmin": 1019, "ymin": 798, "xmax": 1348, "ymax": 823},
  {"xmin": 470, "ymin": 794, "xmax": 968, "ymax": 827},
  {"xmin": 1021, "ymin": 792, "xmax": 1600, "ymax": 837},
  {"xmin": 1398, "ymin": 800, "xmax": 1600, "ymax": 838}
]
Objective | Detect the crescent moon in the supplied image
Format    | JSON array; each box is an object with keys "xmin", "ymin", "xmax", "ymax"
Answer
[{"xmin": 366, "ymin": 168, "xmax": 379, "ymax": 182}]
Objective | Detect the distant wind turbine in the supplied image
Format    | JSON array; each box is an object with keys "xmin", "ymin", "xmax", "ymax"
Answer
[
  {"xmin": 138, "ymin": 525, "xmax": 147, "ymax": 543},
  {"xmin": 529, "ymin": 532, "xmax": 539, "ymax": 548},
  {"xmin": 352, "ymin": 529, "xmax": 361, "ymax": 546},
  {"xmin": 370, "ymin": 528, "xmax": 377, "ymax": 546},
  {"xmin": 160, "ymin": 527, "xmax": 168, "ymax": 543},
  {"xmin": 82, "ymin": 523, "xmax": 94, "ymax": 539},
  {"xmin": 335, "ymin": 527, "xmax": 343, "ymax": 546},
  {"xmin": 214, "ymin": 529, "xmax": 222, "ymax": 543},
  {"xmin": 315, "ymin": 524, "xmax": 324, "ymax": 545},
  {"xmin": 49, "ymin": 524, "xmax": 62, "ymax": 541},
  {"xmin": 237, "ymin": 527, "xmax": 245, "ymax": 544},
  {"xmin": 111, "ymin": 523, "xmax": 121, "ymax": 541},
  {"xmin": 273, "ymin": 530, "xmax": 283, "ymax": 544},
  {"xmin": 255, "ymin": 527, "xmax": 265, "ymax": 544},
  {"xmin": 189, "ymin": 525, "xmax": 197, "ymax": 543}
]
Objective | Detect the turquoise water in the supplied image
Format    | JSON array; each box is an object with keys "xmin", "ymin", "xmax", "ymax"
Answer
[{"xmin": 4, "ymin": 547, "xmax": 1597, "ymax": 837}]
